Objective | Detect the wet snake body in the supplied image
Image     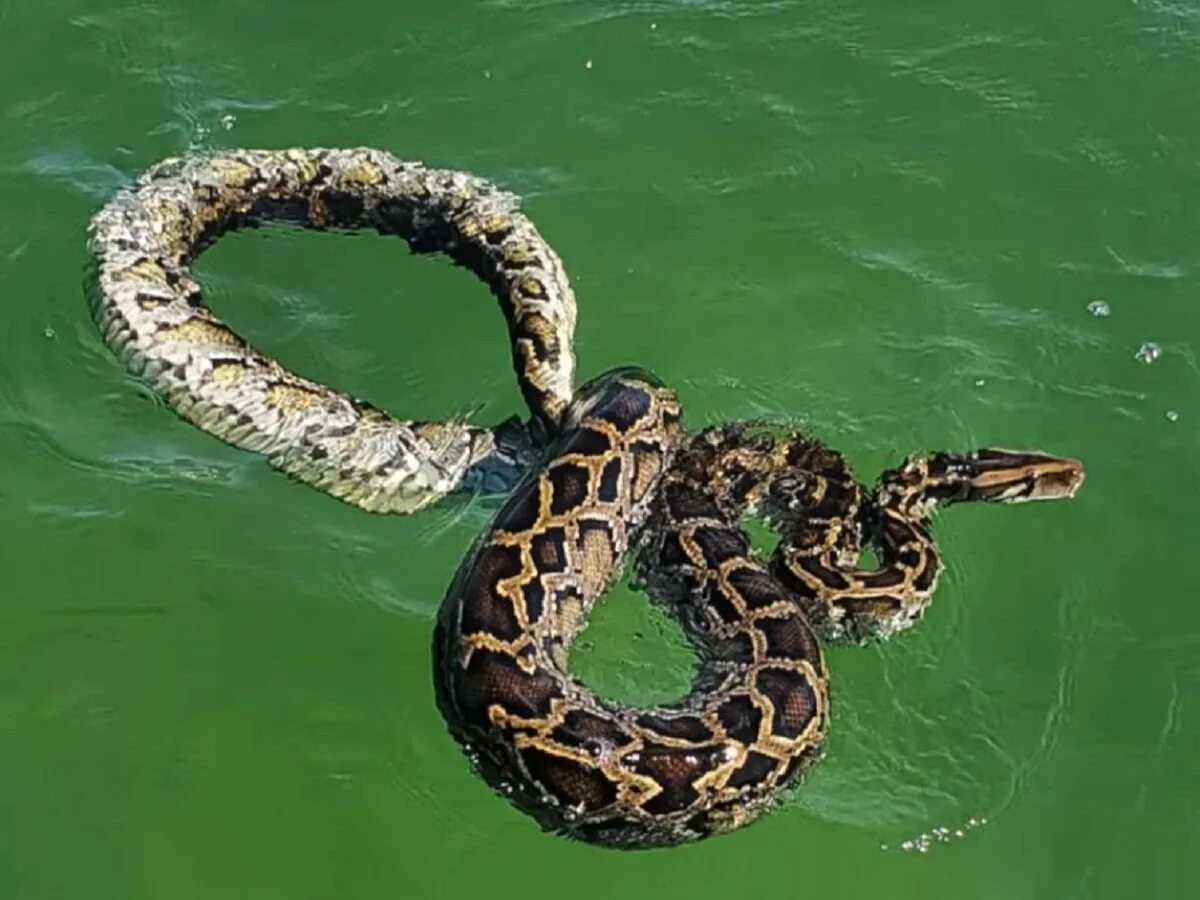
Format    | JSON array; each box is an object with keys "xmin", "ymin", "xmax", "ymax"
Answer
[
  {"xmin": 436, "ymin": 368, "xmax": 1082, "ymax": 846},
  {"xmin": 88, "ymin": 149, "xmax": 1084, "ymax": 848},
  {"xmin": 435, "ymin": 368, "xmax": 830, "ymax": 846}
]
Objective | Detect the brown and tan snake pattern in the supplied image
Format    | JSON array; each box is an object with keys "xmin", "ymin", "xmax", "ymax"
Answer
[
  {"xmin": 88, "ymin": 149, "xmax": 1085, "ymax": 849},
  {"xmin": 435, "ymin": 368, "xmax": 1083, "ymax": 847}
]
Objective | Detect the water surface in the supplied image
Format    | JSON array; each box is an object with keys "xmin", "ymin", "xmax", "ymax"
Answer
[{"xmin": 0, "ymin": 2, "xmax": 1196, "ymax": 898}]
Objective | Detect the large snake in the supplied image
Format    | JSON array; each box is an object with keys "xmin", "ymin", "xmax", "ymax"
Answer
[{"xmin": 88, "ymin": 148, "xmax": 1084, "ymax": 848}]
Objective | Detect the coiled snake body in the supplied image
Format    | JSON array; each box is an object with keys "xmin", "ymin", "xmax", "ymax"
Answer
[{"xmin": 88, "ymin": 148, "xmax": 1084, "ymax": 848}]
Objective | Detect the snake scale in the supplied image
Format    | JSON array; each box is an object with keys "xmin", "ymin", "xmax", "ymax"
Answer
[{"xmin": 88, "ymin": 148, "xmax": 1084, "ymax": 848}]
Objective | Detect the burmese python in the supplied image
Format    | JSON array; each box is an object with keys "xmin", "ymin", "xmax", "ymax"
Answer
[
  {"xmin": 436, "ymin": 369, "xmax": 1082, "ymax": 845},
  {"xmin": 88, "ymin": 148, "xmax": 1084, "ymax": 848}
]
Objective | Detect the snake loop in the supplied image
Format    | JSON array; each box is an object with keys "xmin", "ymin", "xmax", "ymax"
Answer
[{"xmin": 88, "ymin": 148, "xmax": 577, "ymax": 512}]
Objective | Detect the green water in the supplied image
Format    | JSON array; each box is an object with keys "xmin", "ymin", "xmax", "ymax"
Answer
[{"xmin": 1, "ymin": 1, "xmax": 1197, "ymax": 897}]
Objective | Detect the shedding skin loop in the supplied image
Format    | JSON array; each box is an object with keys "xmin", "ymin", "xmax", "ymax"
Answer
[{"xmin": 89, "ymin": 149, "xmax": 1085, "ymax": 849}]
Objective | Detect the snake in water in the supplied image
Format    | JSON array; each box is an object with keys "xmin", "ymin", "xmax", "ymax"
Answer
[{"xmin": 87, "ymin": 148, "xmax": 1084, "ymax": 848}]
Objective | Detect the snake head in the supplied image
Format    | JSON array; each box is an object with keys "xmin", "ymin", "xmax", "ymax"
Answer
[{"xmin": 943, "ymin": 448, "xmax": 1085, "ymax": 503}]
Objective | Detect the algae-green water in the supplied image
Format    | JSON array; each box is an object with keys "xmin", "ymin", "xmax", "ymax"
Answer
[{"xmin": 1, "ymin": 2, "xmax": 1196, "ymax": 898}]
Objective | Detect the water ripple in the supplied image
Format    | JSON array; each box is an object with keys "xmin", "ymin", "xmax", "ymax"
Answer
[{"xmin": 17, "ymin": 148, "xmax": 130, "ymax": 198}]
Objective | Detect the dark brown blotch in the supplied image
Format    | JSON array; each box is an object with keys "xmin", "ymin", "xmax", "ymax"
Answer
[
  {"xmin": 597, "ymin": 457, "xmax": 621, "ymax": 503},
  {"xmin": 372, "ymin": 197, "xmax": 419, "ymax": 237},
  {"xmin": 591, "ymin": 384, "xmax": 653, "ymax": 432},
  {"xmin": 551, "ymin": 708, "xmax": 632, "ymax": 754},
  {"xmin": 548, "ymin": 462, "xmax": 592, "ymax": 515},
  {"xmin": 912, "ymin": 553, "xmax": 941, "ymax": 592},
  {"xmin": 728, "ymin": 750, "xmax": 781, "ymax": 789},
  {"xmin": 557, "ymin": 426, "xmax": 613, "ymax": 459},
  {"xmin": 458, "ymin": 545, "xmax": 525, "ymax": 643},
  {"xmin": 780, "ymin": 742, "xmax": 823, "ymax": 786},
  {"xmin": 449, "ymin": 648, "xmax": 561, "ymax": 724},
  {"xmin": 520, "ymin": 745, "xmax": 618, "ymax": 811},
  {"xmin": 753, "ymin": 668, "xmax": 819, "ymax": 740},
  {"xmin": 716, "ymin": 694, "xmax": 764, "ymax": 744},
  {"xmin": 663, "ymin": 481, "xmax": 723, "ymax": 521},
  {"xmin": 529, "ymin": 527, "xmax": 569, "ymax": 574},
  {"xmin": 313, "ymin": 189, "xmax": 365, "ymax": 226},
  {"xmin": 726, "ymin": 565, "xmax": 787, "ymax": 610},
  {"xmin": 778, "ymin": 555, "xmax": 852, "ymax": 593},
  {"xmin": 654, "ymin": 533, "xmax": 690, "ymax": 569},
  {"xmin": 755, "ymin": 614, "xmax": 821, "ymax": 662},
  {"xmin": 711, "ymin": 630, "xmax": 757, "ymax": 663},
  {"xmin": 521, "ymin": 578, "xmax": 546, "ymax": 625},
  {"xmin": 484, "ymin": 218, "xmax": 514, "ymax": 245},
  {"xmin": 497, "ymin": 479, "xmax": 545, "ymax": 535},
  {"xmin": 705, "ymin": 584, "xmax": 744, "ymax": 626},
  {"xmin": 629, "ymin": 745, "xmax": 721, "ymax": 815},
  {"xmin": 857, "ymin": 568, "xmax": 907, "ymax": 591},
  {"xmin": 634, "ymin": 713, "xmax": 715, "ymax": 744},
  {"xmin": 691, "ymin": 526, "xmax": 749, "ymax": 569}
]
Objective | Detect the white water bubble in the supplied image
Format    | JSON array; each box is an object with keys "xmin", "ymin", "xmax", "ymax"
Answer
[
  {"xmin": 1086, "ymin": 299, "xmax": 1111, "ymax": 317},
  {"xmin": 1135, "ymin": 342, "xmax": 1162, "ymax": 364},
  {"xmin": 887, "ymin": 814, "xmax": 989, "ymax": 853}
]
